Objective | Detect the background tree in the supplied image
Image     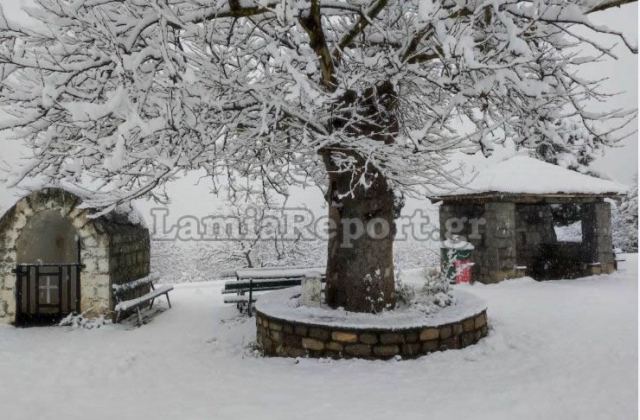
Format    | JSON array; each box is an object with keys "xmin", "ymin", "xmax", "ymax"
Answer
[
  {"xmin": 0, "ymin": 0, "xmax": 635, "ymax": 312},
  {"xmin": 200, "ymin": 194, "xmax": 326, "ymax": 269},
  {"xmin": 612, "ymin": 176, "xmax": 638, "ymax": 252}
]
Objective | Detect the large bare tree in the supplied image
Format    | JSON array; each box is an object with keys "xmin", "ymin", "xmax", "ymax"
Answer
[{"xmin": 0, "ymin": 0, "xmax": 635, "ymax": 312}]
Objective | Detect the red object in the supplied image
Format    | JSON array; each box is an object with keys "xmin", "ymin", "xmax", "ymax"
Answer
[{"xmin": 454, "ymin": 259, "xmax": 474, "ymax": 284}]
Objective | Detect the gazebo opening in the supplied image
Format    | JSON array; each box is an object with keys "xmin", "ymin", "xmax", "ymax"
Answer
[{"xmin": 517, "ymin": 202, "xmax": 606, "ymax": 280}]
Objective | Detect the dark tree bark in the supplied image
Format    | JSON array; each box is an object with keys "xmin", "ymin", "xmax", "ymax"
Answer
[
  {"xmin": 321, "ymin": 80, "xmax": 401, "ymax": 313},
  {"xmin": 322, "ymin": 155, "xmax": 397, "ymax": 312}
]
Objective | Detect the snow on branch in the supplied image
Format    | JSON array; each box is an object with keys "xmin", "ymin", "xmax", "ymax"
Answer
[{"xmin": 0, "ymin": 0, "xmax": 635, "ymax": 207}]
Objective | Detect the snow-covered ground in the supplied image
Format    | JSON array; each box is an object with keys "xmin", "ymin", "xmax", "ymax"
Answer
[{"xmin": 0, "ymin": 256, "xmax": 637, "ymax": 420}]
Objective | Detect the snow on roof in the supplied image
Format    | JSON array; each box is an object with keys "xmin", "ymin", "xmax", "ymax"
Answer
[
  {"xmin": 437, "ymin": 155, "xmax": 627, "ymax": 198},
  {"xmin": 0, "ymin": 186, "xmax": 147, "ymax": 228},
  {"xmin": 45, "ymin": 184, "xmax": 147, "ymax": 227}
]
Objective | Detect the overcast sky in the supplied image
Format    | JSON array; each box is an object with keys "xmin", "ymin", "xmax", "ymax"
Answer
[{"xmin": 0, "ymin": 1, "xmax": 637, "ymax": 220}]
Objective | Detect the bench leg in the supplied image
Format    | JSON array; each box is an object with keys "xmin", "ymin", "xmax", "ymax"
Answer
[
  {"xmin": 248, "ymin": 280, "xmax": 253, "ymax": 317},
  {"xmin": 165, "ymin": 293, "xmax": 172, "ymax": 308},
  {"xmin": 149, "ymin": 298, "xmax": 155, "ymax": 309},
  {"xmin": 136, "ymin": 307, "xmax": 143, "ymax": 326}
]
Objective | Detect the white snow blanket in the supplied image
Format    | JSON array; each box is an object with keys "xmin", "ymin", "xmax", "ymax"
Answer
[
  {"xmin": 440, "ymin": 155, "xmax": 627, "ymax": 197},
  {"xmin": 555, "ymin": 221, "xmax": 583, "ymax": 242},
  {"xmin": 0, "ymin": 256, "xmax": 637, "ymax": 420}
]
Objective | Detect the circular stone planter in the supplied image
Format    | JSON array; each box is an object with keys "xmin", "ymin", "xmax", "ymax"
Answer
[{"xmin": 255, "ymin": 287, "xmax": 488, "ymax": 359}]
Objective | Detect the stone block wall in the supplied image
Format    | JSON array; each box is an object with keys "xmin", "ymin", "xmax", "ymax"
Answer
[
  {"xmin": 106, "ymin": 225, "xmax": 151, "ymax": 305},
  {"xmin": 582, "ymin": 201, "xmax": 615, "ymax": 274},
  {"xmin": 256, "ymin": 310, "xmax": 488, "ymax": 359},
  {"xmin": 480, "ymin": 202, "xmax": 518, "ymax": 282},
  {"xmin": 440, "ymin": 201, "xmax": 518, "ymax": 283},
  {"xmin": 0, "ymin": 203, "xmax": 20, "ymax": 320}
]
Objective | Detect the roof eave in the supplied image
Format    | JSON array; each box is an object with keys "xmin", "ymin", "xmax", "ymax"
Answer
[{"xmin": 429, "ymin": 191, "xmax": 625, "ymax": 204}]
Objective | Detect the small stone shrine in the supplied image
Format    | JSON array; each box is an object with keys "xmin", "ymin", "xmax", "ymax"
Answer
[{"xmin": 0, "ymin": 188, "xmax": 150, "ymax": 325}]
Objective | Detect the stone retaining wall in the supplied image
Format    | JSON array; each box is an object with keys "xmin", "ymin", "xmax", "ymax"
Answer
[{"xmin": 256, "ymin": 309, "xmax": 488, "ymax": 359}]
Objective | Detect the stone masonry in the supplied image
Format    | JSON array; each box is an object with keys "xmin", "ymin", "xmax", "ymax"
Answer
[
  {"xmin": 581, "ymin": 201, "xmax": 615, "ymax": 274},
  {"xmin": 440, "ymin": 201, "xmax": 518, "ymax": 283},
  {"xmin": 256, "ymin": 310, "xmax": 488, "ymax": 359}
]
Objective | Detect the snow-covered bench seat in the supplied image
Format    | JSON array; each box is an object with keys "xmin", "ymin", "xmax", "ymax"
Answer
[
  {"xmin": 222, "ymin": 266, "xmax": 325, "ymax": 316},
  {"xmin": 223, "ymin": 295, "xmax": 252, "ymax": 304},
  {"xmin": 113, "ymin": 275, "xmax": 173, "ymax": 325}
]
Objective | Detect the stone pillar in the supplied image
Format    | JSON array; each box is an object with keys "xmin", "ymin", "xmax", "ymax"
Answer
[
  {"xmin": 480, "ymin": 202, "xmax": 518, "ymax": 283},
  {"xmin": 439, "ymin": 203, "xmax": 486, "ymax": 244},
  {"xmin": 582, "ymin": 201, "xmax": 615, "ymax": 274},
  {"xmin": 438, "ymin": 201, "xmax": 518, "ymax": 283}
]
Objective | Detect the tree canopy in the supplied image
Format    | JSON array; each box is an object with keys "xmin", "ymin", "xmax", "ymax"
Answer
[{"xmin": 0, "ymin": 0, "xmax": 635, "ymax": 209}]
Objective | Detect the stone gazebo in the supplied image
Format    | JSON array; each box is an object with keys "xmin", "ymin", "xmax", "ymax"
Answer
[
  {"xmin": 0, "ymin": 188, "xmax": 150, "ymax": 325},
  {"xmin": 431, "ymin": 156, "xmax": 627, "ymax": 283}
]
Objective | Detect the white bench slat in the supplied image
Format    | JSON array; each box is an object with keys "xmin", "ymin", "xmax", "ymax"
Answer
[
  {"xmin": 224, "ymin": 277, "xmax": 303, "ymax": 288},
  {"xmin": 115, "ymin": 285, "xmax": 174, "ymax": 312},
  {"xmin": 235, "ymin": 266, "xmax": 325, "ymax": 280},
  {"xmin": 112, "ymin": 274, "xmax": 161, "ymax": 293},
  {"xmin": 223, "ymin": 295, "xmax": 255, "ymax": 304}
]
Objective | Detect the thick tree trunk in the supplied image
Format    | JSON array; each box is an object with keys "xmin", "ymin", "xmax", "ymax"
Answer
[
  {"xmin": 321, "ymin": 80, "xmax": 401, "ymax": 313},
  {"xmin": 322, "ymin": 156, "xmax": 398, "ymax": 313}
]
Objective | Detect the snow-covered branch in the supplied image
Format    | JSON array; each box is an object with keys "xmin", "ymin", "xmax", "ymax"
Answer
[{"xmin": 0, "ymin": 0, "xmax": 635, "ymax": 207}]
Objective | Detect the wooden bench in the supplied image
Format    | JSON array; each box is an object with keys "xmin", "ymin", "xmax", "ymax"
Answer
[
  {"xmin": 222, "ymin": 266, "xmax": 325, "ymax": 316},
  {"xmin": 113, "ymin": 274, "xmax": 174, "ymax": 325}
]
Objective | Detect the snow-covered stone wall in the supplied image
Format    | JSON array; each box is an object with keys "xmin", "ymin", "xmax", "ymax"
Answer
[
  {"xmin": 255, "ymin": 287, "xmax": 488, "ymax": 359},
  {"xmin": 256, "ymin": 309, "xmax": 488, "ymax": 359}
]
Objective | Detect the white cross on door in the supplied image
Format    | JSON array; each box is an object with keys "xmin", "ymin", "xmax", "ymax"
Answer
[{"xmin": 39, "ymin": 276, "xmax": 58, "ymax": 304}]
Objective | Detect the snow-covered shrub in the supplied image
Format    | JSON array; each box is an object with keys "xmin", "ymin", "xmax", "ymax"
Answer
[
  {"xmin": 394, "ymin": 268, "xmax": 416, "ymax": 306},
  {"xmin": 393, "ymin": 265, "xmax": 453, "ymax": 314},
  {"xmin": 422, "ymin": 267, "xmax": 449, "ymax": 296},
  {"xmin": 420, "ymin": 267, "xmax": 453, "ymax": 308},
  {"xmin": 59, "ymin": 313, "xmax": 109, "ymax": 329}
]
